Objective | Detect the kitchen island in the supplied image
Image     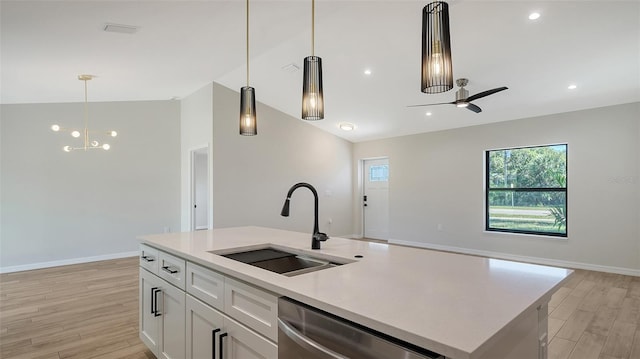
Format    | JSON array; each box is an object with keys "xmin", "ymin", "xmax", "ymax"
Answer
[{"xmin": 138, "ymin": 226, "xmax": 572, "ymax": 359}]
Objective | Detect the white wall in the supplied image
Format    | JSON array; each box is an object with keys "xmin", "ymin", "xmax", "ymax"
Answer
[
  {"xmin": 353, "ymin": 102, "xmax": 640, "ymax": 274},
  {"xmin": 211, "ymin": 83, "xmax": 353, "ymax": 237},
  {"xmin": 179, "ymin": 82, "xmax": 354, "ymax": 239},
  {"xmin": 180, "ymin": 83, "xmax": 214, "ymax": 231},
  {"xmin": 0, "ymin": 101, "xmax": 181, "ymax": 271}
]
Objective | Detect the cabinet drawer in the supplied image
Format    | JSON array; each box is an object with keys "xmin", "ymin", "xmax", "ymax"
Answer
[
  {"xmin": 158, "ymin": 251, "xmax": 186, "ymax": 290},
  {"xmin": 186, "ymin": 262, "xmax": 225, "ymax": 311},
  {"xmin": 224, "ymin": 277, "xmax": 278, "ymax": 342},
  {"xmin": 140, "ymin": 244, "xmax": 159, "ymax": 273}
]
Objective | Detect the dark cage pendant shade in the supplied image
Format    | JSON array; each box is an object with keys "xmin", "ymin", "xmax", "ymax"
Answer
[
  {"xmin": 239, "ymin": 0, "xmax": 257, "ymax": 136},
  {"xmin": 302, "ymin": 56, "xmax": 324, "ymax": 120},
  {"xmin": 239, "ymin": 86, "xmax": 257, "ymax": 135},
  {"xmin": 422, "ymin": 1, "xmax": 453, "ymax": 94}
]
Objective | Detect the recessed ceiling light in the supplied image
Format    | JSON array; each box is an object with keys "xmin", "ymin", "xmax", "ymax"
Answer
[
  {"xmin": 339, "ymin": 122, "xmax": 355, "ymax": 131},
  {"xmin": 568, "ymin": 84, "xmax": 577, "ymax": 90},
  {"xmin": 364, "ymin": 69, "xmax": 372, "ymax": 76},
  {"xmin": 425, "ymin": 112, "xmax": 432, "ymax": 116},
  {"xmin": 528, "ymin": 12, "xmax": 541, "ymax": 20}
]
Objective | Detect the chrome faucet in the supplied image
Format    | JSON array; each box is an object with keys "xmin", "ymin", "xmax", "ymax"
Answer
[{"xmin": 280, "ymin": 182, "xmax": 329, "ymax": 250}]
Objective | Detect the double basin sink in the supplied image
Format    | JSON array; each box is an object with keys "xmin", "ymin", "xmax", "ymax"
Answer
[{"xmin": 214, "ymin": 247, "xmax": 347, "ymax": 276}]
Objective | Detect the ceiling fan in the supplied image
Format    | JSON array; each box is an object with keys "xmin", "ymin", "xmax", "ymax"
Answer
[{"xmin": 408, "ymin": 78, "xmax": 508, "ymax": 113}]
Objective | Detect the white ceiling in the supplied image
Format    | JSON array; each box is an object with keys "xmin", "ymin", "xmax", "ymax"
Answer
[{"xmin": 2, "ymin": 0, "xmax": 639, "ymax": 142}]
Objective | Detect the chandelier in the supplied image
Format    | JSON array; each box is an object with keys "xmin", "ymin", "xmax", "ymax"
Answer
[{"xmin": 51, "ymin": 75, "xmax": 117, "ymax": 152}]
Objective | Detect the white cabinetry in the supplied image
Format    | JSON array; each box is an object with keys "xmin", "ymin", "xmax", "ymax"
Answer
[
  {"xmin": 185, "ymin": 294, "xmax": 224, "ymax": 359},
  {"xmin": 139, "ymin": 249, "xmax": 187, "ymax": 359},
  {"xmin": 140, "ymin": 268, "xmax": 160, "ymax": 353},
  {"xmin": 224, "ymin": 277, "xmax": 278, "ymax": 342},
  {"xmin": 141, "ymin": 246, "xmax": 278, "ymax": 359},
  {"xmin": 186, "ymin": 294, "xmax": 277, "ymax": 359}
]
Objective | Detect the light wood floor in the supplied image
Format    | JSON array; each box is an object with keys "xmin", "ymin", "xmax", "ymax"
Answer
[
  {"xmin": 1, "ymin": 257, "xmax": 639, "ymax": 359},
  {"xmin": 548, "ymin": 269, "xmax": 640, "ymax": 359},
  {"xmin": 0, "ymin": 257, "xmax": 153, "ymax": 359}
]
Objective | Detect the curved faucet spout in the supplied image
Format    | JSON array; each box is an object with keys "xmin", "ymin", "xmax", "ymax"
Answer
[{"xmin": 280, "ymin": 182, "xmax": 328, "ymax": 249}]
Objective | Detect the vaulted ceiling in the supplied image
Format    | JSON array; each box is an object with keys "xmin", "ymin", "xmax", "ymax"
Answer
[{"xmin": 2, "ymin": 1, "xmax": 639, "ymax": 142}]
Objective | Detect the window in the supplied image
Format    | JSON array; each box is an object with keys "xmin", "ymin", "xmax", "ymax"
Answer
[
  {"xmin": 369, "ymin": 165, "xmax": 389, "ymax": 182},
  {"xmin": 486, "ymin": 144, "xmax": 567, "ymax": 237}
]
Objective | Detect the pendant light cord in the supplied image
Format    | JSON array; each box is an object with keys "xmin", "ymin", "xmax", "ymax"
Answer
[
  {"xmin": 246, "ymin": 0, "xmax": 250, "ymax": 86},
  {"xmin": 311, "ymin": 0, "xmax": 315, "ymax": 56}
]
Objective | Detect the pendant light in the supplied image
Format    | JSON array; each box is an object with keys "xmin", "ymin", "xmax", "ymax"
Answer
[
  {"xmin": 51, "ymin": 75, "xmax": 117, "ymax": 152},
  {"xmin": 301, "ymin": 0, "xmax": 324, "ymax": 120},
  {"xmin": 239, "ymin": 0, "xmax": 257, "ymax": 135},
  {"xmin": 421, "ymin": 1, "xmax": 453, "ymax": 94}
]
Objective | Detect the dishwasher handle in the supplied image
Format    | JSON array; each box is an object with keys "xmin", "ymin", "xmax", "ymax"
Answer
[{"xmin": 277, "ymin": 318, "xmax": 348, "ymax": 359}]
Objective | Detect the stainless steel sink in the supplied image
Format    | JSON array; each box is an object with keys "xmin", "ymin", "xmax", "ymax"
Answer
[{"xmin": 218, "ymin": 247, "xmax": 343, "ymax": 276}]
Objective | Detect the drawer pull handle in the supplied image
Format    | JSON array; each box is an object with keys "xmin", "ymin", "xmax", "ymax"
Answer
[
  {"xmin": 150, "ymin": 287, "xmax": 158, "ymax": 315},
  {"xmin": 152, "ymin": 288, "xmax": 162, "ymax": 317},
  {"xmin": 219, "ymin": 332, "xmax": 228, "ymax": 359},
  {"xmin": 162, "ymin": 266, "xmax": 179, "ymax": 274},
  {"xmin": 141, "ymin": 255, "xmax": 155, "ymax": 262},
  {"xmin": 211, "ymin": 328, "xmax": 221, "ymax": 359}
]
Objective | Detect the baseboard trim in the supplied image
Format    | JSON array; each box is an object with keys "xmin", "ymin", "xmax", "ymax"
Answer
[
  {"xmin": 0, "ymin": 251, "xmax": 139, "ymax": 274},
  {"xmin": 388, "ymin": 239, "xmax": 640, "ymax": 277}
]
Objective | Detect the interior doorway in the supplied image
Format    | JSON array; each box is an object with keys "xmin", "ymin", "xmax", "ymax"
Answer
[
  {"xmin": 363, "ymin": 158, "xmax": 389, "ymax": 240},
  {"xmin": 191, "ymin": 146, "xmax": 209, "ymax": 231}
]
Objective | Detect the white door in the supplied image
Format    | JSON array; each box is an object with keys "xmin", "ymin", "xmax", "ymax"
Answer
[
  {"xmin": 363, "ymin": 158, "xmax": 389, "ymax": 240},
  {"xmin": 222, "ymin": 316, "xmax": 278, "ymax": 359},
  {"xmin": 186, "ymin": 295, "xmax": 224, "ymax": 359},
  {"xmin": 158, "ymin": 282, "xmax": 186, "ymax": 359},
  {"xmin": 191, "ymin": 147, "xmax": 209, "ymax": 231},
  {"xmin": 140, "ymin": 269, "xmax": 160, "ymax": 353}
]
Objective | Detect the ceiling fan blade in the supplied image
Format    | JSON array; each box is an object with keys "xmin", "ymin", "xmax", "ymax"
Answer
[
  {"xmin": 466, "ymin": 103, "xmax": 482, "ymax": 113},
  {"xmin": 466, "ymin": 87, "xmax": 508, "ymax": 102},
  {"xmin": 406, "ymin": 101, "xmax": 455, "ymax": 108}
]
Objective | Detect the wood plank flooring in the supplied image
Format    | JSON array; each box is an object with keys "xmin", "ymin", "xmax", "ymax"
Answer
[
  {"xmin": 0, "ymin": 257, "xmax": 153, "ymax": 359},
  {"xmin": 1, "ymin": 257, "xmax": 639, "ymax": 359},
  {"xmin": 548, "ymin": 269, "xmax": 640, "ymax": 359}
]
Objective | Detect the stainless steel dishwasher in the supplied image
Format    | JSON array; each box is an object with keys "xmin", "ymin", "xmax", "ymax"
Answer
[{"xmin": 278, "ymin": 297, "xmax": 445, "ymax": 359}]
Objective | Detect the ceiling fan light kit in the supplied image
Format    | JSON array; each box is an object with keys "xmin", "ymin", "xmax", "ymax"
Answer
[
  {"xmin": 408, "ymin": 78, "xmax": 508, "ymax": 113},
  {"xmin": 422, "ymin": 1, "xmax": 453, "ymax": 94}
]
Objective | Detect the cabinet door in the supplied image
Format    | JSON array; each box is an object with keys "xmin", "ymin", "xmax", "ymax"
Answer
[
  {"xmin": 221, "ymin": 316, "xmax": 278, "ymax": 359},
  {"xmin": 140, "ymin": 268, "xmax": 160, "ymax": 353},
  {"xmin": 186, "ymin": 295, "xmax": 224, "ymax": 359},
  {"xmin": 158, "ymin": 282, "xmax": 186, "ymax": 359}
]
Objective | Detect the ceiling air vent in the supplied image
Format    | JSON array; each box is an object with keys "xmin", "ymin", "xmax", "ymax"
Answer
[
  {"xmin": 103, "ymin": 23, "xmax": 139, "ymax": 35},
  {"xmin": 281, "ymin": 63, "xmax": 300, "ymax": 73}
]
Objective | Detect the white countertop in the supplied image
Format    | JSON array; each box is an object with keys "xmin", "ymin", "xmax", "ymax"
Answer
[{"xmin": 139, "ymin": 226, "xmax": 572, "ymax": 359}]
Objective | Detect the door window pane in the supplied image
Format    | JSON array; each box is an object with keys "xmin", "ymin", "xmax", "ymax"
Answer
[{"xmin": 369, "ymin": 165, "xmax": 389, "ymax": 182}]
